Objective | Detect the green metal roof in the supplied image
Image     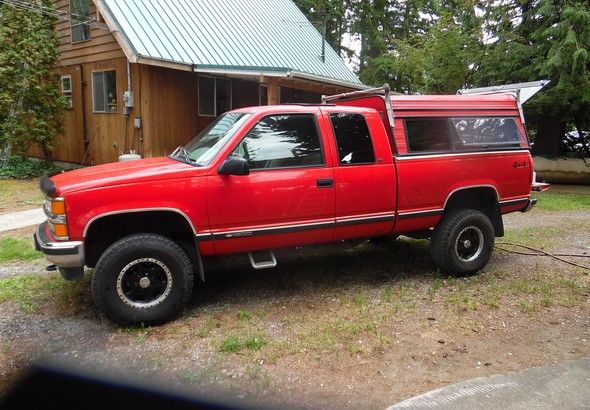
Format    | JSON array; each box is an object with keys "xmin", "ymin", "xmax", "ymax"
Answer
[{"xmin": 100, "ymin": 0, "xmax": 363, "ymax": 88}]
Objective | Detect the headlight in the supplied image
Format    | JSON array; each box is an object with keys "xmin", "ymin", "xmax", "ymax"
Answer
[{"xmin": 44, "ymin": 197, "xmax": 69, "ymax": 240}]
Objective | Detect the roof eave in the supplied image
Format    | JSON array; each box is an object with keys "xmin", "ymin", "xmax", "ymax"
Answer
[{"xmin": 288, "ymin": 71, "xmax": 368, "ymax": 90}]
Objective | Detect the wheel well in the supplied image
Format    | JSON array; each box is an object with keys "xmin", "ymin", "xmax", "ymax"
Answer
[
  {"xmin": 444, "ymin": 187, "xmax": 504, "ymax": 237},
  {"xmin": 84, "ymin": 211, "xmax": 197, "ymax": 268}
]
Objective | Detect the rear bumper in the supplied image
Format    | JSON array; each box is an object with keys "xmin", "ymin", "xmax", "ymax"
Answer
[
  {"xmin": 34, "ymin": 222, "xmax": 84, "ymax": 268},
  {"xmin": 521, "ymin": 198, "xmax": 538, "ymax": 213}
]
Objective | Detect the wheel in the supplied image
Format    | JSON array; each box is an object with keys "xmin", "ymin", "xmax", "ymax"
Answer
[
  {"xmin": 430, "ymin": 209, "xmax": 494, "ymax": 276},
  {"xmin": 91, "ymin": 234, "xmax": 194, "ymax": 325}
]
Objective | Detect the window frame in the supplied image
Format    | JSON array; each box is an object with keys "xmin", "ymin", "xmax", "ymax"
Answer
[
  {"xmin": 328, "ymin": 112, "xmax": 376, "ymax": 166},
  {"xmin": 91, "ymin": 70, "xmax": 117, "ymax": 114},
  {"xmin": 231, "ymin": 112, "xmax": 326, "ymax": 172},
  {"xmin": 198, "ymin": 76, "xmax": 233, "ymax": 117},
  {"xmin": 70, "ymin": 0, "xmax": 91, "ymax": 44},
  {"xmin": 61, "ymin": 75, "xmax": 73, "ymax": 109}
]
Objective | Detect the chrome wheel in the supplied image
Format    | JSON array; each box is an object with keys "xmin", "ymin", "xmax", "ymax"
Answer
[
  {"xmin": 116, "ymin": 258, "xmax": 173, "ymax": 309},
  {"xmin": 454, "ymin": 226, "xmax": 484, "ymax": 263}
]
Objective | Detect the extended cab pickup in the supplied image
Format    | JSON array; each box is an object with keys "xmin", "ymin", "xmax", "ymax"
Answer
[{"xmin": 35, "ymin": 86, "xmax": 547, "ymax": 325}]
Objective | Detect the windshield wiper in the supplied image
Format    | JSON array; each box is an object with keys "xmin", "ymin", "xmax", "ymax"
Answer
[{"xmin": 170, "ymin": 146, "xmax": 199, "ymax": 166}]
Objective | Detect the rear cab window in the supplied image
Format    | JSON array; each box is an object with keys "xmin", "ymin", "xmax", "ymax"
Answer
[
  {"xmin": 403, "ymin": 116, "xmax": 523, "ymax": 155},
  {"xmin": 329, "ymin": 113, "xmax": 376, "ymax": 165}
]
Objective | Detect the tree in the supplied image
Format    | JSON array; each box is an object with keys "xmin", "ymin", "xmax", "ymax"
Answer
[
  {"xmin": 0, "ymin": 0, "xmax": 66, "ymax": 161},
  {"xmin": 475, "ymin": 0, "xmax": 590, "ymax": 155},
  {"xmin": 361, "ymin": 15, "xmax": 477, "ymax": 94},
  {"xmin": 294, "ymin": 0, "xmax": 353, "ymax": 57}
]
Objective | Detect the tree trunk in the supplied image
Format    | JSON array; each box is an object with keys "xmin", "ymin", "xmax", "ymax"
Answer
[
  {"xmin": 41, "ymin": 144, "xmax": 53, "ymax": 165},
  {"xmin": 532, "ymin": 116, "xmax": 566, "ymax": 156}
]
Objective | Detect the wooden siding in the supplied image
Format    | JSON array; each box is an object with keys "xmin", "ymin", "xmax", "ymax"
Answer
[
  {"xmin": 138, "ymin": 65, "xmax": 197, "ymax": 158},
  {"xmin": 55, "ymin": 0, "xmax": 124, "ymax": 67}
]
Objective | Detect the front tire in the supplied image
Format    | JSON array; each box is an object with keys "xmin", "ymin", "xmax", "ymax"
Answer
[
  {"xmin": 430, "ymin": 209, "xmax": 494, "ymax": 276},
  {"xmin": 92, "ymin": 234, "xmax": 194, "ymax": 325}
]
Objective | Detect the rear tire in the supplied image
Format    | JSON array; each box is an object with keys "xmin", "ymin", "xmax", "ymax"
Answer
[
  {"xmin": 430, "ymin": 209, "xmax": 494, "ymax": 276},
  {"xmin": 92, "ymin": 234, "xmax": 193, "ymax": 325}
]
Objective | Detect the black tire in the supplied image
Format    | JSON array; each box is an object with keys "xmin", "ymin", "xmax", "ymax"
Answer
[
  {"xmin": 91, "ymin": 234, "xmax": 194, "ymax": 325},
  {"xmin": 430, "ymin": 209, "xmax": 494, "ymax": 276}
]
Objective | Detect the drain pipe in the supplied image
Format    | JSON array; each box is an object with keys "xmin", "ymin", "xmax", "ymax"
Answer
[{"xmin": 78, "ymin": 64, "xmax": 89, "ymax": 165}]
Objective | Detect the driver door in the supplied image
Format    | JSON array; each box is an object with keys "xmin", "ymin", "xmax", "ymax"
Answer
[{"xmin": 206, "ymin": 111, "xmax": 336, "ymax": 254}]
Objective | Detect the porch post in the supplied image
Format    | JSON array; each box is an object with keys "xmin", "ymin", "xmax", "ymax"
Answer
[{"xmin": 267, "ymin": 77, "xmax": 280, "ymax": 105}]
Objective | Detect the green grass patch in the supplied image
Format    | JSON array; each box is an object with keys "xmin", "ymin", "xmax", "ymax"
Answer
[
  {"xmin": 245, "ymin": 336, "xmax": 265, "ymax": 350},
  {"xmin": 502, "ymin": 226, "xmax": 565, "ymax": 249},
  {"xmin": 0, "ymin": 237, "xmax": 42, "ymax": 263},
  {"xmin": 237, "ymin": 310, "xmax": 252, "ymax": 321},
  {"xmin": 0, "ymin": 275, "xmax": 46, "ymax": 313},
  {"xmin": 0, "ymin": 179, "xmax": 44, "ymax": 212},
  {"xmin": 532, "ymin": 186, "xmax": 590, "ymax": 211},
  {"xmin": 196, "ymin": 316, "xmax": 215, "ymax": 338},
  {"xmin": 219, "ymin": 335, "xmax": 266, "ymax": 353},
  {"xmin": 0, "ymin": 273, "xmax": 87, "ymax": 314},
  {"xmin": 220, "ymin": 336, "xmax": 242, "ymax": 352}
]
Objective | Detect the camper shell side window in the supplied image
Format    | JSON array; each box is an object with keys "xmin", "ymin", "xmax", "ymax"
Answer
[{"xmin": 403, "ymin": 116, "xmax": 523, "ymax": 155}]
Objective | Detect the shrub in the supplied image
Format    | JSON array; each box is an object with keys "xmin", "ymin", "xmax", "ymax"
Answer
[{"xmin": 0, "ymin": 157, "xmax": 68, "ymax": 179}]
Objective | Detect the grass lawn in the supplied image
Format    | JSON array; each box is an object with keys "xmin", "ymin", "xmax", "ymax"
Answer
[
  {"xmin": 0, "ymin": 237, "xmax": 41, "ymax": 263},
  {"xmin": 532, "ymin": 184, "xmax": 590, "ymax": 211},
  {"xmin": 0, "ymin": 179, "xmax": 44, "ymax": 213},
  {"xmin": 0, "ymin": 273, "xmax": 86, "ymax": 314}
]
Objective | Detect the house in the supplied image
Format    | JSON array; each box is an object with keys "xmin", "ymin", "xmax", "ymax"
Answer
[{"xmin": 37, "ymin": 0, "xmax": 364, "ymax": 165}]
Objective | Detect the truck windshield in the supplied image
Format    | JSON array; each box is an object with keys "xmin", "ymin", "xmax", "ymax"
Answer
[{"xmin": 178, "ymin": 112, "xmax": 251, "ymax": 166}]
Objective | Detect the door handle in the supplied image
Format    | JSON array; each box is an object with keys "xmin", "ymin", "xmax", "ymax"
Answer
[{"xmin": 317, "ymin": 178, "xmax": 334, "ymax": 188}]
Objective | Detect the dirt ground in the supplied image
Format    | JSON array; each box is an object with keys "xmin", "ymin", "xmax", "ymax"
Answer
[{"xmin": 0, "ymin": 188, "xmax": 589, "ymax": 408}]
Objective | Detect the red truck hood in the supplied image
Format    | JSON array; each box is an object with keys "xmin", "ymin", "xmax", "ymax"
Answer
[{"xmin": 51, "ymin": 157, "xmax": 204, "ymax": 195}]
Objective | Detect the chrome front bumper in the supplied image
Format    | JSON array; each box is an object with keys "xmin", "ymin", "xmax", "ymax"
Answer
[
  {"xmin": 34, "ymin": 222, "xmax": 84, "ymax": 268},
  {"xmin": 521, "ymin": 198, "xmax": 538, "ymax": 213}
]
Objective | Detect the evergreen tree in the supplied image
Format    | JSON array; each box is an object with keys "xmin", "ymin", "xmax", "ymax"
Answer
[
  {"xmin": 475, "ymin": 0, "xmax": 590, "ymax": 155},
  {"xmin": 0, "ymin": 0, "xmax": 66, "ymax": 161}
]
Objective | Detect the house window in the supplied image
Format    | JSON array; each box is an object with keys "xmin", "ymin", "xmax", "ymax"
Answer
[
  {"xmin": 61, "ymin": 75, "xmax": 73, "ymax": 108},
  {"xmin": 198, "ymin": 76, "xmax": 232, "ymax": 117},
  {"xmin": 70, "ymin": 0, "xmax": 90, "ymax": 43},
  {"xmin": 92, "ymin": 70, "xmax": 117, "ymax": 113}
]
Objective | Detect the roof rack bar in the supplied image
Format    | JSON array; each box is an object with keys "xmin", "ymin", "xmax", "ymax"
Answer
[
  {"xmin": 457, "ymin": 80, "xmax": 549, "ymax": 104},
  {"xmin": 458, "ymin": 80, "xmax": 550, "ymax": 125},
  {"xmin": 322, "ymin": 83, "xmax": 399, "ymax": 104}
]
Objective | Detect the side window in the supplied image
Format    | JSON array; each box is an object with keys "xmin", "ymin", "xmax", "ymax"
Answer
[
  {"xmin": 232, "ymin": 114, "xmax": 323, "ymax": 169},
  {"xmin": 451, "ymin": 117, "xmax": 521, "ymax": 150},
  {"xmin": 329, "ymin": 113, "xmax": 375, "ymax": 165},
  {"xmin": 61, "ymin": 75, "xmax": 73, "ymax": 108},
  {"xmin": 405, "ymin": 118, "xmax": 452, "ymax": 153},
  {"xmin": 70, "ymin": 0, "xmax": 90, "ymax": 43},
  {"xmin": 92, "ymin": 70, "xmax": 117, "ymax": 113}
]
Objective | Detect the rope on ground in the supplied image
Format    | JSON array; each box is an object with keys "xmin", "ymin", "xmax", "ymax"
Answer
[{"xmin": 495, "ymin": 241, "xmax": 590, "ymax": 271}]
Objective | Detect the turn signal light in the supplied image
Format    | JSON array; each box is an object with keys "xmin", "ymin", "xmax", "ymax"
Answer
[
  {"xmin": 51, "ymin": 223, "xmax": 69, "ymax": 238},
  {"xmin": 51, "ymin": 200, "xmax": 66, "ymax": 215}
]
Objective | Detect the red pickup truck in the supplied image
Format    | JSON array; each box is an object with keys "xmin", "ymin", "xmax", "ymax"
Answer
[{"xmin": 35, "ymin": 85, "xmax": 546, "ymax": 325}]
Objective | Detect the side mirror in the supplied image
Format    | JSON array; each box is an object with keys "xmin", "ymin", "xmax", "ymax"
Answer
[{"xmin": 218, "ymin": 155, "xmax": 249, "ymax": 176}]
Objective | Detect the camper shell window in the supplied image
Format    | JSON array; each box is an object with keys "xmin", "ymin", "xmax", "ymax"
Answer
[{"xmin": 403, "ymin": 116, "xmax": 522, "ymax": 154}]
